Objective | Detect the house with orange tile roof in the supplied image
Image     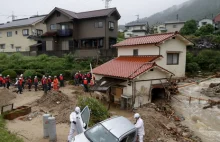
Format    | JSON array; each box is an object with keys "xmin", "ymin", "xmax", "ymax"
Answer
[{"xmin": 91, "ymin": 32, "xmax": 193, "ymax": 108}]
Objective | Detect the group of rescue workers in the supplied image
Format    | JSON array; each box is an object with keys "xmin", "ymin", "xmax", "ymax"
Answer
[
  {"xmin": 15, "ymin": 74, "xmax": 64, "ymax": 94},
  {"xmin": 74, "ymin": 71, "xmax": 95, "ymax": 92},
  {"xmin": 0, "ymin": 74, "xmax": 10, "ymax": 89}
]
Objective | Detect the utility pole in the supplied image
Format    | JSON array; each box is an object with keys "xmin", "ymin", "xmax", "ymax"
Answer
[
  {"xmin": 176, "ymin": 14, "xmax": 179, "ymax": 21},
  {"xmin": 103, "ymin": 0, "xmax": 112, "ymax": 9},
  {"xmin": 136, "ymin": 14, "xmax": 139, "ymax": 22},
  {"xmin": 8, "ymin": 11, "xmax": 17, "ymax": 21}
]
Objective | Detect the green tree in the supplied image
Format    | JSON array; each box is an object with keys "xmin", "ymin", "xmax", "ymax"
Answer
[
  {"xmin": 195, "ymin": 24, "xmax": 214, "ymax": 36},
  {"xmin": 117, "ymin": 32, "xmax": 125, "ymax": 42},
  {"xmin": 186, "ymin": 62, "xmax": 200, "ymax": 74},
  {"xmin": 180, "ymin": 20, "xmax": 198, "ymax": 35}
]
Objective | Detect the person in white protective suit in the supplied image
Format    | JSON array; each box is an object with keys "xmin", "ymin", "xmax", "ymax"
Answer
[
  {"xmin": 134, "ymin": 113, "xmax": 145, "ymax": 142},
  {"xmin": 68, "ymin": 107, "xmax": 81, "ymax": 142}
]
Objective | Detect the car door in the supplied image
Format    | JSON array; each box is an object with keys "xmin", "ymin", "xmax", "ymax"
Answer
[
  {"xmin": 119, "ymin": 130, "xmax": 137, "ymax": 142},
  {"xmin": 81, "ymin": 106, "xmax": 90, "ymax": 130}
]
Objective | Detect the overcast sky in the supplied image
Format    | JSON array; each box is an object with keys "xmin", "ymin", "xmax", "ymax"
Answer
[{"xmin": 0, "ymin": 0, "xmax": 189, "ymax": 25}]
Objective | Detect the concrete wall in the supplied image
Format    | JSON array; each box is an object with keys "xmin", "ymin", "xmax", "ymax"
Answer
[
  {"xmin": 117, "ymin": 37, "xmax": 187, "ymax": 77},
  {"xmin": 0, "ymin": 23, "xmax": 46, "ymax": 52},
  {"xmin": 165, "ymin": 23, "xmax": 184, "ymax": 32}
]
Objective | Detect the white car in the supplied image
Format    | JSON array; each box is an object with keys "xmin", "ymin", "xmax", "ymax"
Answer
[{"xmin": 73, "ymin": 113, "xmax": 137, "ymax": 142}]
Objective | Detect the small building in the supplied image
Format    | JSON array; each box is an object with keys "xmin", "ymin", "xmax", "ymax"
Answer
[
  {"xmin": 124, "ymin": 22, "xmax": 148, "ymax": 38},
  {"xmin": 0, "ymin": 15, "xmax": 46, "ymax": 53},
  {"xmin": 214, "ymin": 14, "xmax": 220, "ymax": 30},
  {"xmin": 165, "ymin": 21, "xmax": 185, "ymax": 33},
  {"xmin": 41, "ymin": 7, "xmax": 120, "ymax": 57},
  {"xmin": 198, "ymin": 19, "xmax": 214, "ymax": 28},
  {"xmin": 92, "ymin": 32, "xmax": 193, "ymax": 108},
  {"xmin": 153, "ymin": 24, "xmax": 167, "ymax": 34}
]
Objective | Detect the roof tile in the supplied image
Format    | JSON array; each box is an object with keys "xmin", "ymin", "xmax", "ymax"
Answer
[
  {"xmin": 114, "ymin": 33, "xmax": 176, "ymax": 47},
  {"xmin": 93, "ymin": 56, "xmax": 161, "ymax": 79}
]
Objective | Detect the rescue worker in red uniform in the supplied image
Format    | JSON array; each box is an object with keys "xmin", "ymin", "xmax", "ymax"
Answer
[
  {"xmin": 43, "ymin": 77, "xmax": 48, "ymax": 94},
  {"xmin": 41, "ymin": 75, "xmax": 45, "ymax": 90},
  {"xmin": 83, "ymin": 78, "xmax": 89, "ymax": 92},
  {"xmin": 27, "ymin": 77, "xmax": 32, "ymax": 91},
  {"xmin": 17, "ymin": 78, "xmax": 23, "ymax": 94},
  {"xmin": 34, "ymin": 76, "xmax": 38, "ymax": 91},
  {"xmin": 48, "ymin": 76, "xmax": 52, "ymax": 91},
  {"xmin": 5, "ymin": 75, "xmax": 10, "ymax": 89},
  {"xmin": 0, "ymin": 74, "xmax": 3, "ymax": 87},
  {"xmin": 2, "ymin": 77, "xmax": 6, "ymax": 88},
  {"xmin": 59, "ymin": 74, "xmax": 64, "ymax": 87}
]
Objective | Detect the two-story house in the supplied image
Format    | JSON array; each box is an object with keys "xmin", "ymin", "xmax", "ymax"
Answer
[
  {"xmin": 153, "ymin": 24, "xmax": 167, "ymax": 34},
  {"xmin": 91, "ymin": 32, "xmax": 193, "ymax": 108},
  {"xmin": 0, "ymin": 15, "xmax": 46, "ymax": 52},
  {"xmin": 41, "ymin": 7, "xmax": 120, "ymax": 57},
  {"xmin": 165, "ymin": 21, "xmax": 185, "ymax": 33},
  {"xmin": 124, "ymin": 22, "xmax": 148, "ymax": 38}
]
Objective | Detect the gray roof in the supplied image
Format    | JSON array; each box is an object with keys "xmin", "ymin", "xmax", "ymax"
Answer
[
  {"xmin": 101, "ymin": 116, "xmax": 135, "ymax": 139},
  {"xmin": 164, "ymin": 21, "xmax": 185, "ymax": 24},
  {"xmin": 43, "ymin": 7, "xmax": 120, "ymax": 22},
  {"xmin": 125, "ymin": 22, "xmax": 146, "ymax": 27},
  {"xmin": 0, "ymin": 15, "xmax": 46, "ymax": 29}
]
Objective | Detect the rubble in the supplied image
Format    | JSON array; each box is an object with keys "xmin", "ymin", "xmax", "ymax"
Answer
[
  {"xmin": 201, "ymin": 83, "xmax": 220, "ymax": 98},
  {"xmin": 33, "ymin": 91, "xmax": 76, "ymax": 123},
  {"xmin": 0, "ymin": 89, "xmax": 16, "ymax": 108},
  {"xmin": 136, "ymin": 102, "xmax": 202, "ymax": 142}
]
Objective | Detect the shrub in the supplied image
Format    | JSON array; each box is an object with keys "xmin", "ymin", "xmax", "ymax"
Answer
[
  {"xmin": 186, "ymin": 62, "xmax": 200, "ymax": 74},
  {"xmin": 1, "ymin": 69, "xmax": 17, "ymax": 79},
  {"xmin": 77, "ymin": 97, "xmax": 109, "ymax": 126},
  {"xmin": 23, "ymin": 70, "xmax": 36, "ymax": 78}
]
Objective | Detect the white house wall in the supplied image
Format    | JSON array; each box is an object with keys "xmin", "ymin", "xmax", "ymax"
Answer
[
  {"xmin": 117, "ymin": 37, "xmax": 187, "ymax": 78},
  {"xmin": 118, "ymin": 44, "xmax": 159, "ymax": 56},
  {"xmin": 120, "ymin": 68, "xmax": 169, "ymax": 108},
  {"xmin": 157, "ymin": 38, "xmax": 186, "ymax": 77},
  {"xmin": 198, "ymin": 19, "xmax": 214, "ymax": 28},
  {"xmin": 165, "ymin": 23, "xmax": 184, "ymax": 32}
]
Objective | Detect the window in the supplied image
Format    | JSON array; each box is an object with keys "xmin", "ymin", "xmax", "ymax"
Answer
[
  {"xmin": 109, "ymin": 21, "xmax": 114, "ymax": 30},
  {"xmin": 167, "ymin": 53, "xmax": 179, "ymax": 65},
  {"xmin": 99, "ymin": 39, "xmax": 103, "ymax": 47},
  {"xmin": 120, "ymin": 132, "xmax": 136, "ymax": 142},
  {"xmin": 133, "ymin": 49, "xmax": 138, "ymax": 56},
  {"xmin": 173, "ymin": 25, "xmax": 177, "ymax": 28},
  {"xmin": 202, "ymin": 22, "xmax": 207, "ymax": 25},
  {"xmin": 0, "ymin": 32, "xmax": 2, "ymax": 38},
  {"xmin": 95, "ymin": 22, "xmax": 103, "ymax": 28},
  {"xmin": 16, "ymin": 47, "xmax": 21, "ymax": 52},
  {"xmin": 36, "ymin": 29, "xmax": 43, "ymax": 36},
  {"xmin": 15, "ymin": 31, "xmax": 18, "ymax": 35},
  {"xmin": 7, "ymin": 31, "xmax": 12, "ymax": 37},
  {"xmin": 57, "ymin": 12, "xmax": 61, "ymax": 17},
  {"xmin": 22, "ymin": 29, "xmax": 29, "ymax": 36},
  {"xmin": 50, "ymin": 24, "xmax": 57, "ymax": 30},
  {"xmin": 11, "ymin": 44, "xmax": 14, "ymax": 49},
  {"xmin": 0, "ymin": 44, "xmax": 5, "ymax": 49},
  {"xmin": 85, "ymin": 124, "xmax": 118, "ymax": 142}
]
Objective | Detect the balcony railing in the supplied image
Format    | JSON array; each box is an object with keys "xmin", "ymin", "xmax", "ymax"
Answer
[{"xmin": 57, "ymin": 29, "xmax": 73, "ymax": 37}]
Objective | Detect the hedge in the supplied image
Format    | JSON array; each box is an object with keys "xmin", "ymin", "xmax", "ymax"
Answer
[{"xmin": 1, "ymin": 70, "xmax": 17, "ymax": 79}]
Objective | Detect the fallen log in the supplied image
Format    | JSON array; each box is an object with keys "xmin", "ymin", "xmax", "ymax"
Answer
[{"xmin": 203, "ymin": 101, "xmax": 220, "ymax": 109}]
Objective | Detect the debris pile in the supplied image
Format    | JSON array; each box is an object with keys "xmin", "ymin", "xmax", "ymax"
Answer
[
  {"xmin": 137, "ymin": 103, "xmax": 202, "ymax": 142},
  {"xmin": 0, "ymin": 89, "xmax": 16, "ymax": 108},
  {"xmin": 201, "ymin": 83, "xmax": 220, "ymax": 98},
  {"xmin": 34, "ymin": 91, "xmax": 76, "ymax": 123},
  {"xmin": 167, "ymin": 81, "xmax": 179, "ymax": 95}
]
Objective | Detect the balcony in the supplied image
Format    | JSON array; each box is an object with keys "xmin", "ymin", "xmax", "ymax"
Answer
[{"xmin": 57, "ymin": 29, "xmax": 73, "ymax": 37}]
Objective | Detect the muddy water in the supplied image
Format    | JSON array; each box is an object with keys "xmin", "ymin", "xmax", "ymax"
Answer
[{"xmin": 172, "ymin": 78, "xmax": 220, "ymax": 142}]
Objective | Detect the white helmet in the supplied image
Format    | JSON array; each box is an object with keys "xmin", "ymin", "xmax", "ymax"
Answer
[
  {"xmin": 134, "ymin": 113, "xmax": 140, "ymax": 119},
  {"xmin": 35, "ymin": 76, "xmax": 37, "ymax": 78},
  {"xmin": 75, "ymin": 107, "xmax": 80, "ymax": 113},
  {"xmin": 49, "ymin": 76, "xmax": 51, "ymax": 78}
]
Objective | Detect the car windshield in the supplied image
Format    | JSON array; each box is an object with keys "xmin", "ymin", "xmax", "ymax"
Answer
[{"xmin": 85, "ymin": 124, "xmax": 119, "ymax": 142}]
